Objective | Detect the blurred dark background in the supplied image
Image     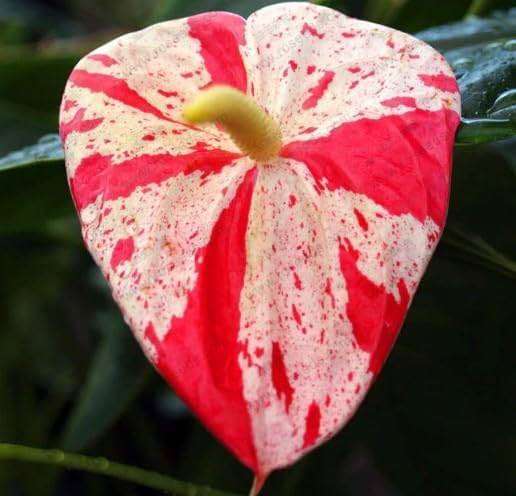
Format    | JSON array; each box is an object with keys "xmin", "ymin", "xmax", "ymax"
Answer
[{"xmin": 0, "ymin": 1, "xmax": 515, "ymax": 495}]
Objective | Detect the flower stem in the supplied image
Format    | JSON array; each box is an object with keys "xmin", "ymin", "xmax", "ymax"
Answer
[{"xmin": 0, "ymin": 443, "xmax": 243, "ymax": 496}]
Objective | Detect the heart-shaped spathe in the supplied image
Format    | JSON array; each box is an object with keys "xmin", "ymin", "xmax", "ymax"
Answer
[{"xmin": 59, "ymin": 1, "xmax": 461, "ymax": 487}]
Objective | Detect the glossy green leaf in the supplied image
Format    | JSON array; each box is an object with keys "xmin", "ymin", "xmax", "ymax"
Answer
[
  {"xmin": 417, "ymin": 7, "xmax": 516, "ymax": 51},
  {"xmin": 450, "ymin": 37, "xmax": 516, "ymax": 119},
  {"xmin": 417, "ymin": 9, "xmax": 516, "ymax": 144},
  {"xmin": 0, "ymin": 134, "xmax": 63, "ymax": 172},
  {"xmin": 61, "ymin": 313, "xmax": 152, "ymax": 452},
  {"xmin": 456, "ymin": 118, "xmax": 516, "ymax": 144}
]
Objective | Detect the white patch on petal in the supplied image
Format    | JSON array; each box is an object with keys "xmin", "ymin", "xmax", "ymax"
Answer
[
  {"xmin": 238, "ymin": 158, "xmax": 439, "ymax": 473},
  {"xmin": 76, "ymin": 19, "xmax": 212, "ymax": 119},
  {"xmin": 62, "ymin": 87, "xmax": 231, "ymax": 178},
  {"xmin": 81, "ymin": 159, "xmax": 251, "ymax": 361},
  {"xmin": 61, "ymin": 17, "xmax": 237, "ymax": 177},
  {"xmin": 243, "ymin": 2, "xmax": 460, "ymax": 143},
  {"xmin": 320, "ymin": 190, "xmax": 440, "ymax": 300}
]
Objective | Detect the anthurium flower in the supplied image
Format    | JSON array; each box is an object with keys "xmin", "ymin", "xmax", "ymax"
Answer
[{"xmin": 59, "ymin": 1, "xmax": 460, "ymax": 492}]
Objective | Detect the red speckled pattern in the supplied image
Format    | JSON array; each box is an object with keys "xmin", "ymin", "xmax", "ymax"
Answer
[{"xmin": 59, "ymin": 2, "xmax": 460, "ymax": 490}]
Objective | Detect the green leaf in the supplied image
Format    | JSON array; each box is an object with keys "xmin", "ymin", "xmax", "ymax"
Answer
[
  {"xmin": 456, "ymin": 118, "xmax": 516, "ymax": 144},
  {"xmin": 0, "ymin": 135, "xmax": 72, "ymax": 232},
  {"xmin": 450, "ymin": 37, "xmax": 516, "ymax": 119},
  {"xmin": 61, "ymin": 313, "xmax": 152, "ymax": 452},
  {"xmin": 0, "ymin": 134, "xmax": 63, "ymax": 172},
  {"xmin": 416, "ymin": 7, "xmax": 516, "ymax": 51},
  {"xmin": 417, "ymin": 9, "xmax": 516, "ymax": 144}
]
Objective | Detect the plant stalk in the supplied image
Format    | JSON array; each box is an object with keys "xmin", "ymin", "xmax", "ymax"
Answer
[{"xmin": 0, "ymin": 443, "xmax": 243, "ymax": 496}]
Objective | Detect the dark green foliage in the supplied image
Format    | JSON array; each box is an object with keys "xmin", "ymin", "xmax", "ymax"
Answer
[
  {"xmin": 417, "ymin": 9, "xmax": 516, "ymax": 143},
  {"xmin": 0, "ymin": 1, "xmax": 514, "ymax": 495}
]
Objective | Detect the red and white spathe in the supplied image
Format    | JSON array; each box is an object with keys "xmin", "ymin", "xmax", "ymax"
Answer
[{"xmin": 60, "ymin": 2, "xmax": 460, "ymax": 489}]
